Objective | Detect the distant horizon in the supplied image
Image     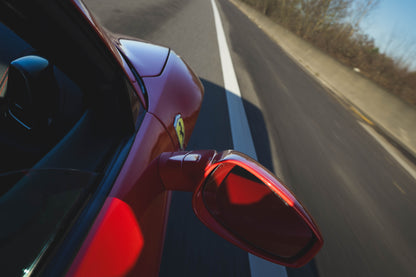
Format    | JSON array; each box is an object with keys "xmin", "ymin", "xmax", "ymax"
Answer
[{"xmin": 360, "ymin": 0, "xmax": 416, "ymax": 71}]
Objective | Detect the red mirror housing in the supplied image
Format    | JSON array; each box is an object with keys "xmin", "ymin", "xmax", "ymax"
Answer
[{"xmin": 158, "ymin": 150, "xmax": 323, "ymax": 267}]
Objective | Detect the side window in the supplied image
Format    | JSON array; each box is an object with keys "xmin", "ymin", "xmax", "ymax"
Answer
[
  {"xmin": 0, "ymin": 21, "xmax": 84, "ymax": 172},
  {"xmin": 0, "ymin": 21, "xmax": 33, "ymax": 98},
  {"xmin": 0, "ymin": 21, "xmax": 91, "ymax": 276},
  {"xmin": 126, "ymin": 80, "xmax": 146, "ymax": 130},
  {"xmin": 0, "ymin": 14, "xmax": 137, "ymax": 276}
]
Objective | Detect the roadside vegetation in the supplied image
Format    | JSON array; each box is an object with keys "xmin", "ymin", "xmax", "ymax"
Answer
[{"xmin": 239, "ymin": 0, "xmax": 416, "ymax": 105}]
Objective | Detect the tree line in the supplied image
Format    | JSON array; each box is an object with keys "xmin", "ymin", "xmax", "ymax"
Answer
[{"xmin": 240, "ymin": 0, "xmax": 416, "ymax": 105}]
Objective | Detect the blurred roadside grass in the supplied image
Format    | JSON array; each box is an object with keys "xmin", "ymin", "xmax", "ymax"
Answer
[{"xmin": 240, "ymin": 0, "xmax": 416, "ymax": 106}]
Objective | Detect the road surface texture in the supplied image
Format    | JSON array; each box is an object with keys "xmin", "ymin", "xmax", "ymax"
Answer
[{"xmin": 83, "ymin": 0, "xmax": 416, "ymax": 276}]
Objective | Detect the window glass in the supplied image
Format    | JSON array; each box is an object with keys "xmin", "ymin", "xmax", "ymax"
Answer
[
  {"xmin": 0, "ymin": 22, "xmax": 33, "ymax": 99},
  {"xmin": 0, "ymin": 21, "xmax": 90, "ymax": 276},
  {"xmin": 0, "ymin": 169, "xmax": 99, "ymax": 276},
  {"xmin": 0, "ymin": 21, "xmax": 84, "ymax": 172}
]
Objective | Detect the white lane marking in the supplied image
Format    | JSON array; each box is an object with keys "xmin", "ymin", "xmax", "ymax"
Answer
[
  {"xmin": 210, "ymin": 0, "xmax": 256, "ymax": 158},
  {"xmin": 210, "ymin": 0, "xmax": 288, "ymax": 276},
  {"xmin": 359, "ymin": 122, "xmax": 416, "ymax": 181}
]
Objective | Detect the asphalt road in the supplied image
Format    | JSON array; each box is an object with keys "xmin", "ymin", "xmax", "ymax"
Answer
[{"xmin": 84, "ymin": 0, "xmax": 416, "ymax": 276}]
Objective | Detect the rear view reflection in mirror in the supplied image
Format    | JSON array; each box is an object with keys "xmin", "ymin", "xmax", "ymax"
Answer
[
  {"xmin": 202, "ymin": 165, "xmax": 316, "ymax": 262},
  {"xmin": 159, "ymin": 150, "xmax": 323, "ymax": 267}
]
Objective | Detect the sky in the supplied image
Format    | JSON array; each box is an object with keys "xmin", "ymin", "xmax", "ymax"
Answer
[{"xmin": 359, "ymin": 0, "xmax": 416, "ymax": 70}]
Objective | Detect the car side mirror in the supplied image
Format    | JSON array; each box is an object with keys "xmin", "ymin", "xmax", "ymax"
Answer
[{"xmin": 159, "ymin": 150, "xmax": 323, "ymax": 267}]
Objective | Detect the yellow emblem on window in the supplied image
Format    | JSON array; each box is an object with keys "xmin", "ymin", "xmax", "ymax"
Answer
[{"xmin": 174, "ymin": 114, "xmax": 185, "ymax": 150}]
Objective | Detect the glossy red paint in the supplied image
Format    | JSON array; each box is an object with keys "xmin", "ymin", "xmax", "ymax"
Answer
[
  {"xmin": 158, "ymin": 150, "xmax": 295, "ymax": 206},
  {"xmin": 66, "ymin": 197, "xmax": 144, "ymax": 277},
  {"xmin": 65, "ymin": 2, "xmax": 205, "ymax": 275},
  {"xmin": 109, "ymin": 60, "xmax": 204, "ymax": 270},
  {"xmin": 109, "ymin": 113, "xmax": 175, "ymax": 276},
  {"xmin": 112, "ymin": 36, "xmax": 204, "ymax": 151},
  {"xmin": 157, "ymin": 150, "xmax": 323, "ymax": 267},
  {"xmin": 117, "ymin": 39, "xmax": 169, "ymax": 77},
  {"xmin": 202, "ymin": 166, "xmax": 314, "ymax": 261},
  {"xmin": 71, "ymin": 0, "xmax": 204, "ymax": 149},
  {"xmin": 192, "ymin": 151, "xmax": 323, "ymax": 267},
  {"xmin": 221, "ymin": 171, "xmax": 270, "ymax": 205},
  {"xmin": 158, "ymin": 150, "xmax": 217, "ymax": 191},
  {"xmin": 73, "ymin": 0, "xmax": 206, "ymax": 166},
  {"xmin": 64, "ymin": 112, "xmax": 179, "ymax": 276},
  {"xmin": 143, "ymin": 52, "xmax": 204, "ymax": 150}
]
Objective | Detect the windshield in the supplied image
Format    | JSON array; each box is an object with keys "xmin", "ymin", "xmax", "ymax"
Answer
[{"xmin": 0, "ymin": 169, "xmax": 99, "ymax": 276}]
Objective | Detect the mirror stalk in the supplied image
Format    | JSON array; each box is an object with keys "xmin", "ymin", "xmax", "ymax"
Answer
[
  {"xmin": 158, "ymin": 150, "xmax": 217, "ymax": 191},
  {"xmin": 158, "ymin": 150, "xmax": 323, "ymax": 267}
]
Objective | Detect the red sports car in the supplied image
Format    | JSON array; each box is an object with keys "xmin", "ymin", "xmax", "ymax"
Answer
[{"xmin": 0, "ymin": 0, "xmax": 322, "ymax": 276}]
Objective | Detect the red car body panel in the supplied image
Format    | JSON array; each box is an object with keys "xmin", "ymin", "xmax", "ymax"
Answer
[
  {"xmin": 65, "ymin": 2, "xmax": 204, "ymax": 274},
  {"xmin": 68, "ymin": 113, "xmax": 176, "ymax": 277},
  {"xmin": 72, "ymin": 0, "xmax": 203, "ymax": 147},
  {"xmin": 117, "ymin": 39, "xmax": 169, "ymax": 77},
  {"xmin": 66, "ymin": 197, "xmax": 144, "ymax": 277},
  {"xmin": 143, "ymin": 52, "xmax": 204, "ymax": 151},
  {"xmin": 158, "ymin": 150, "xmax": 323, "ymax": 267},
  {"xmin": 191, "ymin": 151, "xmax": 323, "ymax": 268}
]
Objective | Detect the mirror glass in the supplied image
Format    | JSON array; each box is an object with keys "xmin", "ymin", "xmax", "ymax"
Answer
[{"xmin": 202, "ymin": 165, "xmax": 315, "ymax": 259}]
